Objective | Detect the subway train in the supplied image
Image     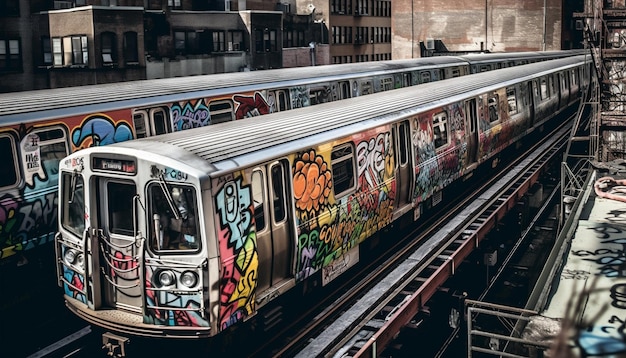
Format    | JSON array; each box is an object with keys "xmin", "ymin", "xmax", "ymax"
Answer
[
  {"xmin": 0, "ymin": 50, "xmax": 583, "ymax": 265},
  {"xmin": 54, "ymin": 54, "xmax": 591, "ymax": 345}
]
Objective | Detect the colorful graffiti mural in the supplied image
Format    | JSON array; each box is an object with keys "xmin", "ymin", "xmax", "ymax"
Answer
[
  {"xmin": 293, "ymin": 131, "xmax": 396, "ymax": 282},
  {"xmin": 215, "ymin": 175, "xmax": 258, "ymax": 330}
]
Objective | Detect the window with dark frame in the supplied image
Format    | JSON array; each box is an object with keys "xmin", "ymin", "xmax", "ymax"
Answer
[
  {"xmin": 123, "ymin": 31, "xmax": 138, "ymax": 64},
  {"xmin": 101, "ymin": 32, "xmax": 116, "ymax": 65},
  {"xmin": 331, "ymin": 144, "xmax": 356, "ymax": 197},
  {"xmin": 0, "ymin": 39, "xmax": 22, "ymax": 71}
]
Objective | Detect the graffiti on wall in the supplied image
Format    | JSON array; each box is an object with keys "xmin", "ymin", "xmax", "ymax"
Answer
[
  {"xmin": 568, "ymin": 222, "xmax": 626, "ymax": 356},
  {"xmin": 215, "ymin": 175, "xmax": 258, "ymax": 330},
  {"xmin": 171, "ymin": 100, "xmax": 210, "ymax": 130}
]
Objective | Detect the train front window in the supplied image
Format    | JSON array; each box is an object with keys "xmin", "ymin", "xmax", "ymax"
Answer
[
  {"xmin": 149, "ymin": 183, "xmax": 199, "ymax": 252},
  {"xmin": 61, "ymin": 172, "xmax": 85, "ymax": 237},
  {"xmin": 107, "ymin": 181, "xmax": 136, "ymax": 236}
]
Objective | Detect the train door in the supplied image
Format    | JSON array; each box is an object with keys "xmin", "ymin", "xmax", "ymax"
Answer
[
  {"xmin": 464, "ymin": 98, "xmax": 479, "ymax": 170},
  {"xmin": 338, "ymin": 81, "xmax": 351, "ymax": 100},
  {"xmin": 392, "ymin": 120, "xmax": 413, "ymax": 220},
  {"xmin": 95, "ymin": 178, "xmax": 143, "ymax": 312},
  {"xmin": 252, "ymin": 159, "xmax": 294, "ymax": 294},
  {"xmin": 270, "ymin": 89, "xmax": 291, "ymax": 112}
]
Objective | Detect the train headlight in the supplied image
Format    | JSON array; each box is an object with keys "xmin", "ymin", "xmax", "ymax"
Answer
[
  {"xmin": 64, "ymin": 249, "xmax": 77, "ymax": 266},
  {"xmin": 158, "ymin": 270, "xmax": 175, "ymax": 287},
  {"xmin": 180, "ymin": 271, "xmax": 198, "ymax": 288},
  {"xmin": 76, "ymin": 253, "xmax": 85, "ymax": 269}
]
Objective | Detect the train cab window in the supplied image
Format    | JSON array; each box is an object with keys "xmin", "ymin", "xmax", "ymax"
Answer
[
  {"xmin": 360, "ymin": 81, "xmax": 372, "ymax": 95},
  {"xmin": 419, "ymin": 71, "xmax": 431, "ymax": 83},
  {"xmin": 507, "ymin": 88, "xmax": 518, "ymax": 115},
  {"xmin": 432, "ymin": 112, "xmax": 449, "ymax": 149},
  {"xmin": 488, "ymin": 94, "xmax": 499, "ymax": 123},
  {"xmin": 252, "ymin": 170, "xmax": 266, "ymax": 231},
  {"xmin": 149, "ymin": 183, "xmax": 199, "ymax": 252},
  {"xmin": 0, "ymin": 134, "xmax": 19, "ymax": 189},
  {"xmin": 209, "ymin": 100, "xmax": 234, "ymax": 123},
  {"xmin": 331, "ymin": 144, "xmax": 356, "ymax": 197},
  {"xmin": 61, "ymin": 172, "xmax": 85, "ymax": 237}
]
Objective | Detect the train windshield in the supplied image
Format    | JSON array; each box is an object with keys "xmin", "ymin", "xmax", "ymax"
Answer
[
  {"xmin": 148, "ymin": 183, "xmax": 200, "ymax": 252},
  {"xmin": 61, "ymin": 172, "xmax": 85, "ymax": 237}
]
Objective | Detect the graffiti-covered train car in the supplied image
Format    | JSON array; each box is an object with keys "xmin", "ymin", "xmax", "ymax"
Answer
[{"xmin": 54, "ymin": 55, "xmax": 589, "ymax": 352}]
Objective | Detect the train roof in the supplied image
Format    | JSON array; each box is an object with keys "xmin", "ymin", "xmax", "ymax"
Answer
[
  {"xmin": 459, "ymin": 49, "xmax": 587, "ymax": 63},
  {"xmin": 0, "ymin": 50, "xmax": 582, "ymax": 125},
  {"xmin": 0, "ymin": 56, "xmax": 469, "ymax": 124},
  {"xmin": 85, "ymin": 54, "xmax": 589, "ymax": 179}
]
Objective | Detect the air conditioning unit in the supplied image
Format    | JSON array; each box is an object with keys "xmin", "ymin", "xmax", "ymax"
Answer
[
  {"xmin": 425, "ymin": 38, "xmax": 435, "ymax": 50},
  {"xmin": 54, "ymin": 1, "xmax": 73, "ymax": 9}
]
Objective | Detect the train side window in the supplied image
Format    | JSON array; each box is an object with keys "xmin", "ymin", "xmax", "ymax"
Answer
[
  {"xmin": 277, "ymin": 90, "xmax": 289, "ymax": 111},
  {"xmin": 549, "ymin": 75, "xmax": 556, "ymax": 97},
  {"xmin": 420, "ymin": 71, "xmax": 431, "ymax": 83},
  {"xmin": 209, "ymin": 100, "xmax": 234, "ymax": 123},
  {"xmin": 252, "ymin": 169, "xmax": 266, "ymax": 231},
  {"xmin": 310, "ymin": 87, "xmax": 330, "ymax": 105},
  {"xmin": 540, "ymin": 77, "xmax": 548, "ymax": 100},
  {"xmin": 0, "ymin": 134, "xmax": 19, "ymax": 189},
  {"xmin": 152, "ymin": 108, "xmax": 170, "ymax": 135},
  {"xmin": 488, "ymin": 94, "xmax": 499, "ymax": 123},
  {"xmin": 479, "ymin": 64, "xmax": 490, "ymax": 72},
  {"xmin": 33, "ymin": 128, "xmax": 69, "ymax": 180},
  {"xmin": 507, "ymin": 88, "xmax": 518, "ymax": 115},
  {"xmin": 571, "ymin": 69, "xmax": 578, "ymax": 87},
  {"xmin": 339, "ymin": 81, "xmax": 351, "ymax": 99},
  {"xmin": 380, "ymin": 77, "xmax": 393, "ymax": 91},
  {"xmin": 331, "ymin": 144, "xmax": 356, "ymax": 197},
  {"xmin": 402, "ymin": 73, "xmax": 413, "ymax": 87},
  {"xmin": 133, "ymin": 110, "xmax": 148, "ymax": 138},
  {"xmin": 61, "ymin": 172, "xmax": 85, "ymax": 237},
  {"xmin": 432, "ymin": 112, "xmax": 449, "ymax": 149},
  {"xmin": 270, "ymin": 163, "xmax": 286, "ymax": 223},
  {"xmin": 360, "ymin": 81, "xmax": 372, "ymax": 95},
  {"xmin": 451, "ymin": 68, "xmax": 461, "ymax": 78},
  {"xmin": 398, "ymin": 122, "xmax": 408, "ymax": 166}
]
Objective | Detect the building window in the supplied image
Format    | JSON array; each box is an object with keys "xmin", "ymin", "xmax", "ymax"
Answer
[
  {"xmin": 124, "ymin": 31, "xmax": 138, "ymax": 64},
  {"xmin": 167, "ymin": 0, "xmax": 181, "ymax": 9},
  {"xmin": 228, "ymin": 30, "xmax": 243, "ymax": 51},
  {"xmin": 42, "ymin": 37, "xmax": 52, "ymax": 65},
  {"xmin": 255, "ymin": 29, "xmax": 277, "ymax": 53},
  {"xmin": 52, "ymin": 38, "xmax": 63, "ymax": 66},
  {"xmin": 62, "ymin": 35, "xmax": 87, "ymax": 66},
  {"xmin": 212, "ymin": 31, "xmax": 225, "ymax": 52},
  {"xmin": 101, "ymin": 32, "xmax": 116, "ymax": 66},
  {"xmin": 0, "ymin": 0, "xmax": 19, "ymax": 16},
  {"xmin": 0, "ymin": 39, "xmax": 22, "ymax": 71}
]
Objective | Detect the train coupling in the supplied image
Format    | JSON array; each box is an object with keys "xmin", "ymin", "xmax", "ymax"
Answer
[{"xmin": 102, "ymin": 331, "xmax": 130, "ymax": 357}]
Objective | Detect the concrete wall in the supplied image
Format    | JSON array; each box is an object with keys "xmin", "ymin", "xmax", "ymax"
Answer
[
  {"xmin": 393, "ymin": 0, "xmax": 563, "ymax": 59},
  {"xmin": 282, "ymin": 44, "xmax": 330, "ymax": 67}
]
